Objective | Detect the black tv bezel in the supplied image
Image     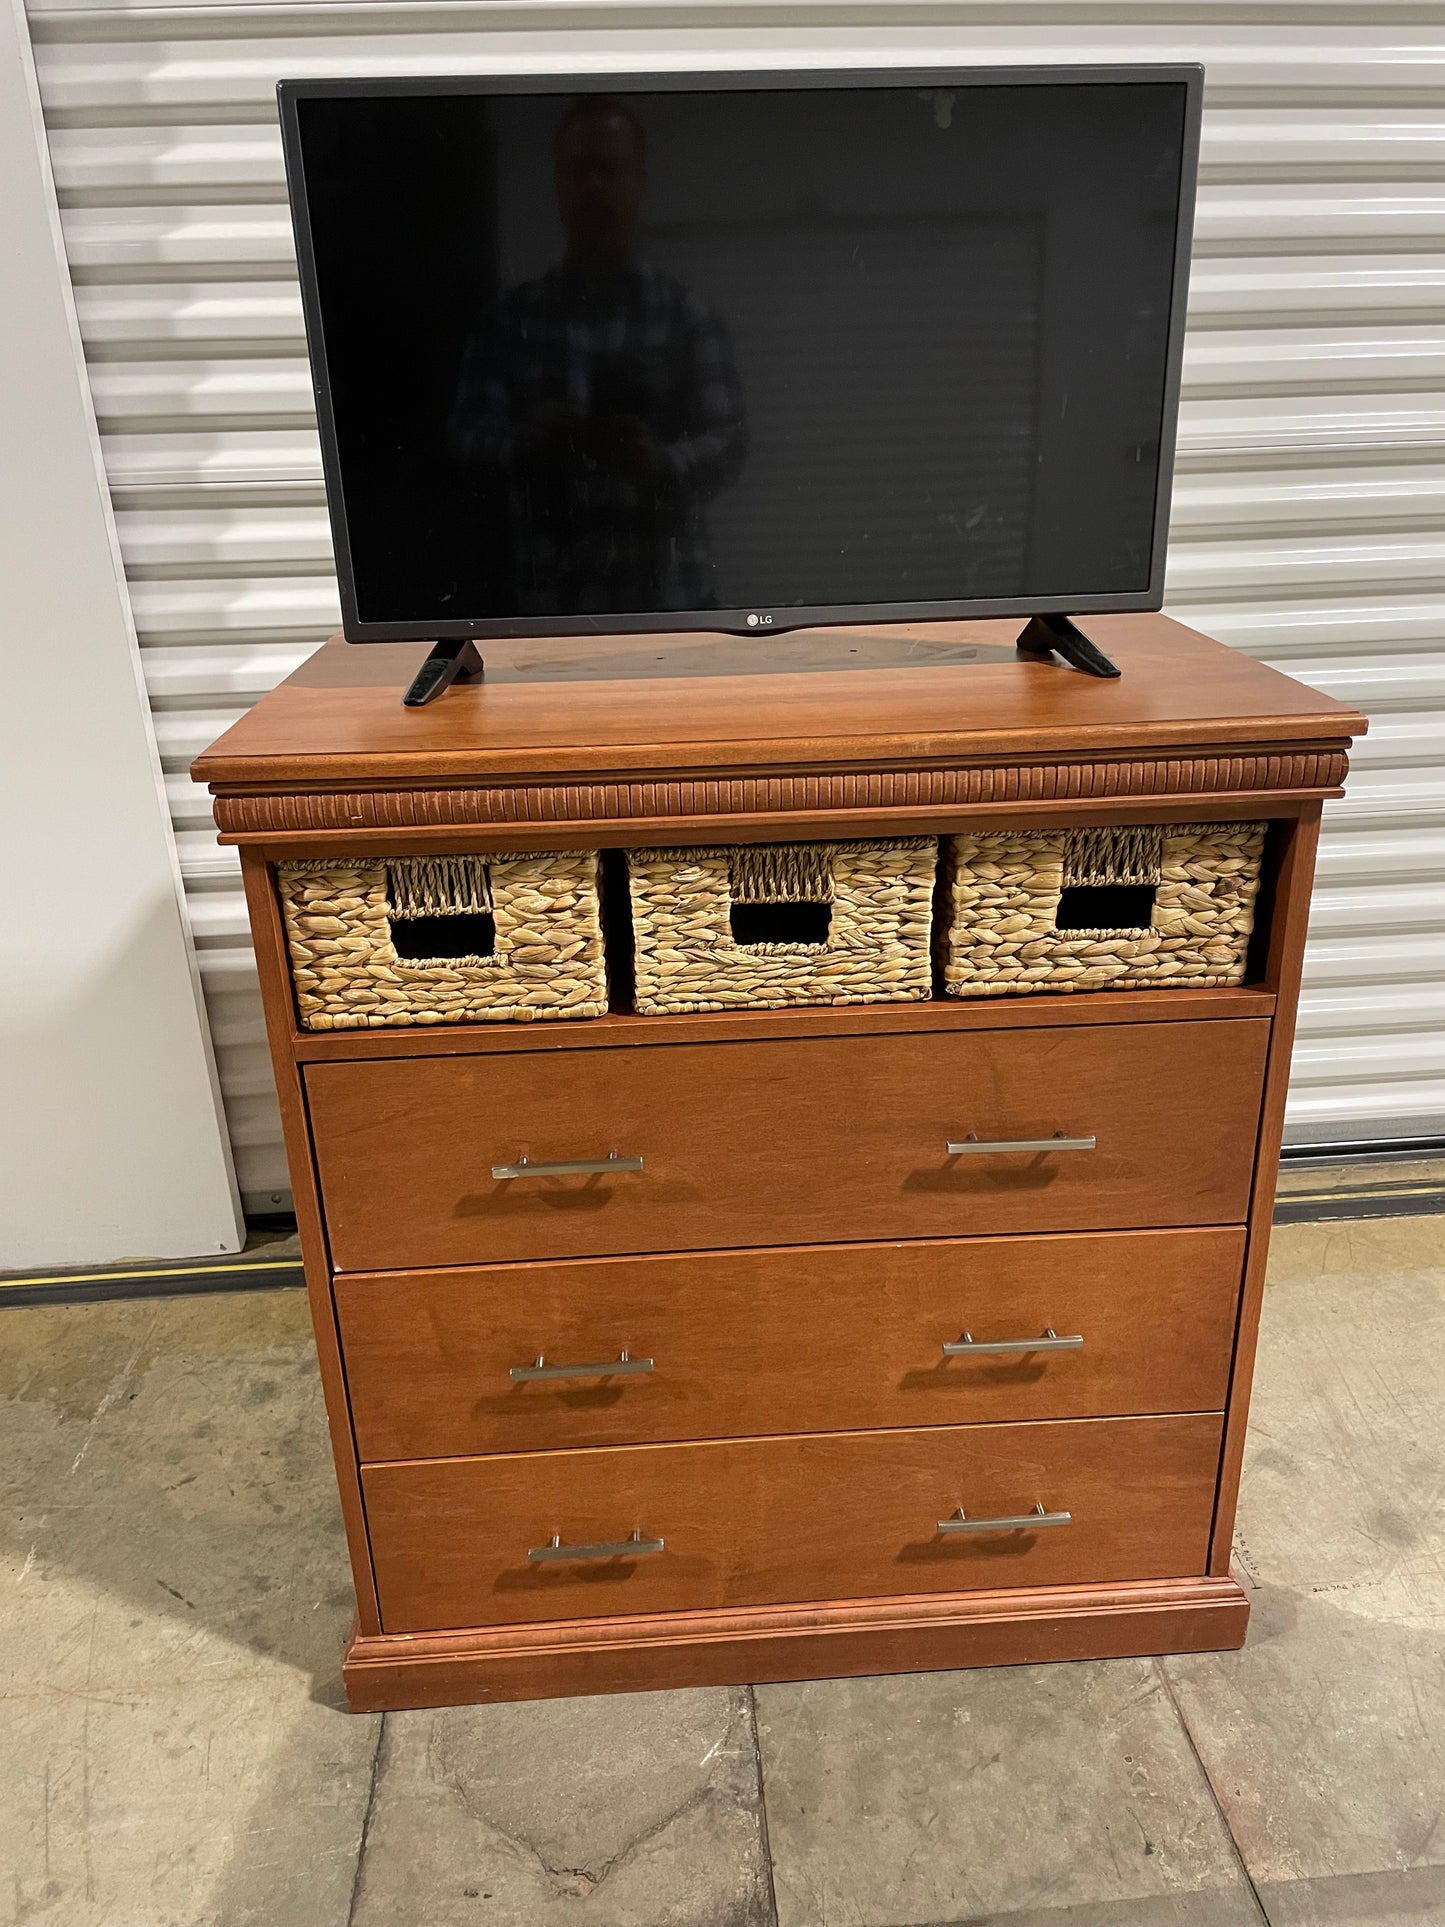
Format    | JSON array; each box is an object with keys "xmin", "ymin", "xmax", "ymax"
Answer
[{"xmin": 277, "ymin": 64, "xmax": 1204, "ymax": 644}]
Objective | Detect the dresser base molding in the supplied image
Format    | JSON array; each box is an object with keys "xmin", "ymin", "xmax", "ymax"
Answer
[{"xmin": 341, "ymin": 1575, "xmax": 1250, "ymax": 1712}]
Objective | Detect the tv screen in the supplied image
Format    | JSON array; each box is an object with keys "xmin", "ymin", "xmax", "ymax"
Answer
[{"xmin": 280, "ymin": 68, "xmax": 1200, "ymax": 640}]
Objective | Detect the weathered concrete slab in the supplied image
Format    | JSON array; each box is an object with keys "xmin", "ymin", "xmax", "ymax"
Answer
[
  {"xmin": 1258, "ymin": 1863, "xmax": 1445, "ymax": 1925},
  {"xmin": 0, "ymin": 1291, "xmax": 378, "ymax": 1927},
  {"xmin": 755, "ymin": 1658, "xmax": 1263, "ymax": 1927},
  {"xmin": 2, "ymin": 1676, "xmax": 379, "ymax": 1927},
  {"xmin": 1167, "ymin": 1218, "xmax": 1445, "ymax": 1894},
  {"xmin": 352, "ymin": 1685, "xmax": 773, "ymax": 1927}
]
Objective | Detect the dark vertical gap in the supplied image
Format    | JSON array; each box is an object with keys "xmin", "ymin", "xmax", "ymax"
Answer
[
  {"xmin": 345, "ymin": 1715, "xmax": 388, "ymax": 1925},
  {"xmin": 745, "ymin": 1687, "xmax": 782, "ymax": 1926},
  {"xmin": 600, "ymin": 849, "xmax": 636, "ymax": 1014},
  {"xmin": 930, "ymin": 835, "xmax": 953, "ymax": 999},
  {"xmin": 1244, "ymin": 820, "xmax": 1286, "ymax": 988},
  {"xmin": 1154, "ymin": 1661, "xmax": 1271, "ymax": 1925}
]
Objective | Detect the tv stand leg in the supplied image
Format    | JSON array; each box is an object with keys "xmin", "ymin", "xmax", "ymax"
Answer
[
  {"xmin": 402, "ymin": 639, "xmax": 486, "ymax": 707},
  {"xmin": 1016, "ymin": 614, "xmax": 1121, "ymax": 680}
]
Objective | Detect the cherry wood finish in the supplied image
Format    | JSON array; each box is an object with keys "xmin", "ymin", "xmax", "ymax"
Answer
[
  {"xmin": 192, "ymin": 612, "xmax": 1364, "ymax": 1708},
  {"xmin": 193, "ymin": 616, "xmax": 1358, "ymax": 789},
  {"xmin": 193, "ymin": 619, "xmax": 1357, "ymax": 852},
  {"xmin": 337, "ymin": 1228, "xmax": 1245, "ymax": 1461},
  {"xmin": 307, "ymin": 1020, "xmax": 1268, "ymax": 1272},
  {"xmin": 343, "ymin": 1574, "xmax": 1251, "ymax": 1709},
  {"xmin": 294, "ymin": 983, "xmax": 1276, "ymax": 1061},
  {"xmin": 363, "ymin": 1414, "xmax": 1223, "ymax": 1633},
  {"xmin": 223, "ymin": 793, "xmax": 1333, "ymax": 863}
]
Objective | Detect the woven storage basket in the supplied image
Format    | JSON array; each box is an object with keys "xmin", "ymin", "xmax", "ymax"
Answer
[
  {"xmin": 278, "ymin": 852, "xmax": 607, "ymax": 1029},
  {"xmin": 940, "ymin": 822, "xmax": 1266, "ymax": 998},
  {"xmin": 626, "ymin": 839, "xmax": 936, "ymax": 1015}
]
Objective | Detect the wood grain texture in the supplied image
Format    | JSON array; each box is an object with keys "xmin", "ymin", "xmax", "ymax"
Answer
[
  {"xmin": 209, "ymin": 746, "xmax": 1350, "ymax": 839},
  {"xmin": 213, "ymin": 793, "xmax": 1330, "ymax": 856},
  {"xmin": 342, "ymin": 1573, "xmax": 1250, "ymax": 1710},
  {"xmin": 238, "ymin": 852, "xmax": 383, "ymax": 1634},
  {"xmin": 200, "ymin": 613, "xmax": 1363, "ymax": 1705},
  {"xmin": 363, "ymin": 1414, "xmax": 1222, "ymax": 1633},
  {"xmin": 293, "ymin": 983, "xmax": 1277, "ymax": 1061},
  {"xmin": 191, "ymin": 615, "xmax": 1365, "ymax": 791},
  {"xmin": 1210, "ymin": 808, "xmax": 1323, "ymax": 1573},
  {"xmin": 337, "ymin": 1228, "xmax": 1246, "ymax": 1461},
  {"xmin": 306, "ymin": 1019, "xmax": 1269, "ymax": 1271}
]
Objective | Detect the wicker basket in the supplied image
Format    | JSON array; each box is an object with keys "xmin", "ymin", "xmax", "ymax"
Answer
[
  {"xmin": 278, "ymin": 853, "xmax": 607, "ymax": 1029},
  {"xmin": 626, "ymin": 839, "xmax": 936, "ymax": 1014},
  {"xmin": 940, "ymin": 822, "xmax": 1266, "ymax": 998}
]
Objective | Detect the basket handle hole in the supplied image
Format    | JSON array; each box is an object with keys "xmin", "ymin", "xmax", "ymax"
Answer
[
  {"xmin": 1054, "ymin": 883, "xmax": 1157, "ymax": 932},
  {"xmin": 390, "ymin": 910, "xmax": 497, "ymax": 960},
  {"xmin": 729, "ymin": 901, "xmax": 832, "ymax": 947}
]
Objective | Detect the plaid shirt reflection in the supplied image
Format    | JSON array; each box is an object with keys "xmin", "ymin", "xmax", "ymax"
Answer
[{"xmin": 451, "ymin": 262, "xmax": 747, "ymax": 615}]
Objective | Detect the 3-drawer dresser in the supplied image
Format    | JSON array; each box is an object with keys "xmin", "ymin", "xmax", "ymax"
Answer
[{"xmin": 193, "ymin": 613, "xmax": 1364, "ymax": 1711}]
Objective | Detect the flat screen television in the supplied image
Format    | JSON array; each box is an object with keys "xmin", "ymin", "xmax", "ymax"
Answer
[{"xmin": 280, "ymin": 67, "xmax": 1201, "ymax": 663}]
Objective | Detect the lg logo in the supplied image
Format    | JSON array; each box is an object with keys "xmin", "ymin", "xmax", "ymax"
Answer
[{"xmin": 745, "ymin": 612, "xmax": 774, "ymax": 627}]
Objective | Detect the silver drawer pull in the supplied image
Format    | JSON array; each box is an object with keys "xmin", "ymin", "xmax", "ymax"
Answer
[
  {"xmin": 938, "ymin": 1502, "xmax": 1072, "ymax": 1533},
  {"xmin": 943, "ymin": 1327, "xmax": 1084, "ymax": 1357},
  {"xmin": 528, "ymin": 1528, "xmax": 665, "ymax": 1563},
  {"xmin": 510, "ymin": 1349, "xmax": 654, "ymax": 1383},
  {"xmin": 492, "ymin": 1151, "xmax": 643, "ymax": 1181},
  {"xmin": 946, "ymin": 1131, "xmax": 1096, "ymax": 1156}
]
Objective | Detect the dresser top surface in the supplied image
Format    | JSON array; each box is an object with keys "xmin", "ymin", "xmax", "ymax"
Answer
[{"xmin": 193, "ymin": 613, "xmax": 1364, "ymax": 788}]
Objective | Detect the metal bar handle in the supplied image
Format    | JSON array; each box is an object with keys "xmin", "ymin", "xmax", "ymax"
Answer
[
  {"xmin": 943, "ymin": 1328, "xmax": 1084, "ymax": 1357},
  {"xmin": 528, "ymin": 1528, "xmax": 665, "ymax": 1563},
  {"xmin": 938, "ymin": 1502, "xmax": 1072, "ymax": 1533},
  {"xmin": 510, "ymin": 1350, "xmax": 654, "ymax": 1383},
  {"xmin": 492, "ymin": 1151, "xmax": 643, "ymax": 1181},
  {"xmin": 946, "ymin": 1132, "xmax": 1096, "ymax": 1156}
]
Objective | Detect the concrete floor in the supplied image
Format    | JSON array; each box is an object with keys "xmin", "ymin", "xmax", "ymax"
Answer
[{"xmin": 3, "ymin": 1217, "xmax": 1442, "ymax": 1927}]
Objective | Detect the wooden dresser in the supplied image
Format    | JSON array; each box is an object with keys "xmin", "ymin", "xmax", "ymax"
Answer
[{"xmin": 193, "ymin": 613, "xmax": 1364, "ymax": 1712}]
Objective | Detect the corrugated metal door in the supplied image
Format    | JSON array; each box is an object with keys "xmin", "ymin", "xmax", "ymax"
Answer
[{"xmin": 24, "ymin": 3, "xmax": 1445, "ymax": 1202}]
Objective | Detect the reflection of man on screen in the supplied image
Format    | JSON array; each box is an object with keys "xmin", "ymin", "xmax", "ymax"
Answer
[{"xmin": 451, "ymin": 96, "xmax": 747, "ymax": 615}]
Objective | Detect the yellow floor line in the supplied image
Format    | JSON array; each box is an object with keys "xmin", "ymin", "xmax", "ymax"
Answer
[
  {"xmin": 5, "ymin": 1184, "xmax": 1440, "ymax": 1294},
  {"xmin": 1280, "ymin": 1185, "xmax": 1443, "ymax": 1206},
  {"xmin": 0, "ymin": 1258, "xmax": 301, "ymax": 1291}
]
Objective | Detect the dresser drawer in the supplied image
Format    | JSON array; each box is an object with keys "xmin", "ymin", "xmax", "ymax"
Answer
[
  {"xmin": 363, "ymin": 1414, "xmax": 1222, "ymax": 1632},
  {"xmin": 338, "ymin": 1227, "xmax": 1245, "ymax": 1460},
  {"xmin": 308, "ymin": 1019, "xmax": 1267, "ymax": 1270}
]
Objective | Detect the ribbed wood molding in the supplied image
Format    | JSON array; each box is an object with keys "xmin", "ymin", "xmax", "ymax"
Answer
[{"xmin": 213, "ymin": 747, "xmax": 1350, "ymax": 836}]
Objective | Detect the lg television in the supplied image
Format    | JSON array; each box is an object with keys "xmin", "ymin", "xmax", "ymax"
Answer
[{"xmin": 279, "ymin": 67, "xmax": 1202, "ymax": 699}]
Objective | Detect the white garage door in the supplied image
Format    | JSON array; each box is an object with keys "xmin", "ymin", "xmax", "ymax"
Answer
[{"xmin": 23, "ymin": 0, "xmax": 1445, "ymax": 1203}]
